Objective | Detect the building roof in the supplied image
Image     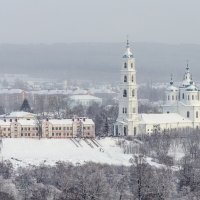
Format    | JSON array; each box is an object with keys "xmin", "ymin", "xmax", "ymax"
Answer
[
  {"xmin": 1, "ymin": 111, "xmax": 36, "ymax": 118},
  {"xmin": 0, "ymin": 89, "xmax": 24, "ymax": 94},
  {"xmin": 139, "ymin": 113, "xmax": 192, "ymax": 124},
  {"xmin": 48, "ymin": 119, "xmax": 73, "ymax": 125},
  {"xmin": 70, "ymin": 95, "xmax": 102, "ymax": 101},
  {"xmin": 18, "ymin": 119, "xmax": 36, "ymax": 126}
]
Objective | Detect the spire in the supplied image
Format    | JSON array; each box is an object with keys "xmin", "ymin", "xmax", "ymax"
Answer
[
  {"xmin": 170, "ymin": 74, "xmax": 173, "ymax": 85},
  {"xmin": 123, "ymin": 37, "xmax": 133, "ymax": 58},
  {"xmin": 126, "ymin": 35, "xmax": 130, "ymax": 48},
  {"xmin": 186, "ymin": 60, "xmax": 189, "ymax": 71}
]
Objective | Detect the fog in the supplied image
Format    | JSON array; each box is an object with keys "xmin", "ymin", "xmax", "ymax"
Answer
[{"xmin": 0, "ymin": 0, "xmax": 200, "ymax": 44}]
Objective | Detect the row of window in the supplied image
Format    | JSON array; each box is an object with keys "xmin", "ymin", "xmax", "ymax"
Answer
[
  {"xmin": 124, "ymin": 75, "xmax": 134, "ymax": 83},
  {"xmin": 182, "ymin": 93, "xmax": 198, "ymax": 101},
  {"xmin": 51, "ymin": 132, "xmax": 90, "ymax": 137},
  {"xmin": 122, "ymin": 107, "xmax": 136, "ymax": 114},
  {"xmin": 52, "ymin": 127, "xmax": 90, "ymax": 131},
  {"xmin": 22, "ymin": 127, "xmax": 38, "ymax": 131},
  {"xmin": 21, "ymin": 133, "xmax": 39, "ymax": 137},
  {"xmin": 186, "ymin": 111, "xmax": 199, "ymax": 118},
  {"xmin": 168, "ymin": 94, "xmax": 199, "ymax": 101},
  {"xmin": 124, "ymin": 62, "xmax": 133, "ymax": 68},
  {"xmin": 123, "ymin": 89, "xmax": 135, "ymax": 97}
]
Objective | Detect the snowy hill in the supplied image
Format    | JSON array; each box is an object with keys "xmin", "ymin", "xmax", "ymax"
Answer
[{"xmin": 0, "ymin": 138, "xmax": 132, "ymax": 168}]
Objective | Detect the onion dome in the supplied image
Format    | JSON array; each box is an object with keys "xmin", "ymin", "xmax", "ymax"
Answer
[
  {"xmin": 186, "ymin": 81, "xmax": 198, "ymax": 91},
  {"xmin": 166, "ymin": 74, "xmax": 178, "ymax": 92},
  {"xmin": 123, "ymin": 40, "xmax": 133, "ymax": 58}
]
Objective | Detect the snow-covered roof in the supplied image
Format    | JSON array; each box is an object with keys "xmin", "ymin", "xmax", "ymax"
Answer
[
  {"xmin": 0, "ymin": 89, "xmax": 24, "ymax": 94},
  {"xmin": 18, "ymin": 119, "xmax": 36, "ymax": 126},
  {"xmin": 82, "ymin": 119, "xmax": 94, "ymax": 125},
  {"xmin": 186, "ymin": 84, "xmax": 198, "ymax": 91},
  {"xmin": 166, "ymin": 85, "xmax": 178, "ymax": 92},
  {"xmin": 70, "ymin": 95, "xmax": 102, "ymax": 101},
  {"xmin": 0, "ymin": 120, "xmax": 11, "ymax": 126},
  {"xmin": 48, "ymin": 119, "xmax": 73, "ymax": 125},
  {"xmin": 48, "ymin": 118, "xmax": 94, "ymax": 125},
  {"xmin": 139, "ymin": 113, "xmax": 192, "ymax": 124},
  {"xmin": 1, "ymin": 111, "xmax": 36, "ymax": 119}
]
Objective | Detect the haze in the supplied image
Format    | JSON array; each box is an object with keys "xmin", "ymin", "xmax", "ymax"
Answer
[{"xmin": 0, "ymin": 0, "xmax": 200, "ymax": 44}]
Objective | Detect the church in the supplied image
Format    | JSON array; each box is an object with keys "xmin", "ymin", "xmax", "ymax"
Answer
[{"xmin": 114, "ymin": 41, "xmax": 200, "ymax": 136}]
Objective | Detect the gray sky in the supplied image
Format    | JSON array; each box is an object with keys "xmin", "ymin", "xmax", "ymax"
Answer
[{"xmin": 0, "ymin": 0, "xmax": 200, "ymax": 44}]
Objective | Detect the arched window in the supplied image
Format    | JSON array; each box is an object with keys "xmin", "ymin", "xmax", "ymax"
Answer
[
  {"xmin": 192, "ymin": 95, "xmax": 194, "ymax": 100},
  {"xmin": 131, "ymin": 63, "xmax": 133, "ymax": 68},
  {"xmin": 132, "ymin": 75, "xmax": 134, "ymax": 82},
  {"xmin": 196, "ymin": 111, "xmax": 199, "ymax": 118},
  {"xmin": 132, "ymin": 89, "xmax": 135, "ymax": 97},
  {"xmin": 124, "ymin": 62, "xmax": 127, "ymax": 68},
  {"xmin": 124, "ymin": 75, "xmax": 127, "ymax": 82},
  {"xmin": 123, "ymin": 89, "xmax": 127, "ymax": 97},
  {"xmin": 172, "ymin": 95, "xmax": 174, "ymax": 100},
  {"xmin": 168, "ymin": 95, "xmax": 170, "ymax": 101},
  {"xmin": 188, "ymin": 95, "xmax": 190, "ymax": 100},
  {"xmin": 187, "ymin": 111, "xmax": 190, "ymax": 118},
  {"xmin": 182, "ymin": 93, "xmax": 184, "ymax": 99}
]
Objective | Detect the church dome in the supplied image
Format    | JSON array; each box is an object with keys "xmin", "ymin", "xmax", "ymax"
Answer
[
  {"xmin": 186, "ymin": 82, "xmax": 198, "ymax": 91},
  {"xmin": 166, "ymin": 85, "xmax": 178, "ymax": 92},
  {"xmin": 166, "ymin": 75, "xmax": 178, "ymax": 92}
]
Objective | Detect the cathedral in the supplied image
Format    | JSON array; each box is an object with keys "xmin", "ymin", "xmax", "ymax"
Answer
[{"xmin": 114, "ymin": 41, "xmax": 200, "ymax": 136}]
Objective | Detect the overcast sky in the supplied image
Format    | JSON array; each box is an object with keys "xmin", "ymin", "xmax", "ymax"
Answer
[{"xmin": 0, "ymin": 0, "xmax": 200, "ymax": 44}]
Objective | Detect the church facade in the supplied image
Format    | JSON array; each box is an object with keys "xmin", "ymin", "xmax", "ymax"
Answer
[{"xmin": 114, "ymin": 41, "xmax": 200, "ymax": 136}]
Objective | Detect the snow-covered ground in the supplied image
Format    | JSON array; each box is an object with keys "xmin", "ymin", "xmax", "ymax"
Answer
[{"xmin": 0, "ymin": 138, "xmax": 132, "ymax": 168}]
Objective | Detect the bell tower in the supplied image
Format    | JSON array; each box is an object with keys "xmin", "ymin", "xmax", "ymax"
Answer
[{"xmin": 114, "ymin": 40, "xmax": 138, "ymax": 136}]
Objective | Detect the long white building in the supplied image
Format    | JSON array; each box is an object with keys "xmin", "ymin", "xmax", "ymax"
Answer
[{"xmin": 114, "ymin": 41, "xmax": 200, "ymax": 136}]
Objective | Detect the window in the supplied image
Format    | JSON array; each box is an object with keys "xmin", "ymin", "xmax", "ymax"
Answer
[
  {"xmin": 187, "ymin": 111, "xmax": 190, "ymax": 118},
  {"xmin": 10, "ymin": 119, "xmax": 12, "ymax": 122},
  {"xmin": 132, "ymin": 75, "xmax": 134, "ymax": 82},
  {"xmin": 59, "ymin": 127, "xmax": 61, "ymax": 130},
  {"xmin": 124, "ymin": 62, "xmax": 127, "ymax": 68},
  {"xmin": 122, "ymin": 108, "xmax": 124, "ymax": 113},
  {"xmin": 87, "ymin": 127, "xmax": 90, "ymax": 130},
  {"xmin": 172, "ymin": 95, "xmax": 174, "ymax": 100},
  {"xmin": 56, "ymin": 127, "xmax": 58, "ymax": 130},
  {"xmin": 131, "ymin": 63, "xmax": 133, "ymax": 68},
  {"xmin": 196, "ymin": 111, "xmax": 199, "ymax": 118},
  {"xmin": 124, "ymin": 108, "xmax": 127, "ymax": 113},
  {"xmin": 21, "ymin": 133, "xmax": 23, "ymax": 136},
  {"xmin": 28, "ymin": 133, "xmax": 30, "ymax": 136},
  {"xmin": 132, "ymin": 89, "xmax": 135, "ymax": 97},
  {"xmin": 188, "ymin": 95, "xmax": 190, "ymax": 100},
  {"xmin": 52, "ymin": 133, "xmax": 54, "ymax": 136},
  {"xmin": 133, "ymin": 108, "xmax": 136, "ymax": 113},
  {"xmin": 123, "ymin": 89, "xmax": 127, "ymax": 97},
  {"xmin": 28, "ymin": 128, "xmax": 30, "ymax": 131},
  {"xmin": 70, "ymin": 127, "xmax": 72, "ymax": 130},
  {"xmin": 124, "ymin": 75, "xmax": 127, "ymax": 82},
  {"xmin": 168, "ymin": 95, "xmax": 170, "ymax": 101},
  {"xmin": 52, "ymin": 127, "xmax": 54, "ymax": 130},
  {"xmin": 67, "ymin": 127, "xmax": 69, "ymax": 130},
  {"xmin": 192, "ymin": 95, "xmax": 194, "ymax": 100},
  {"xmin": 182, "ymin": 93, "xmax": 184, "ymax": 99}
]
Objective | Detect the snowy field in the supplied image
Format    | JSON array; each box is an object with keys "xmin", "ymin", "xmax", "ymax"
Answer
[{"xmin": 0, "ymin": 138, "xmax": 132, "ymax": 168}]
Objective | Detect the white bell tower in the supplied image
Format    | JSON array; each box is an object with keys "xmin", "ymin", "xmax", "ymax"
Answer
[{"xmin": 114, "ymin": 40, "xmax": 138, "ymax": 136}]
